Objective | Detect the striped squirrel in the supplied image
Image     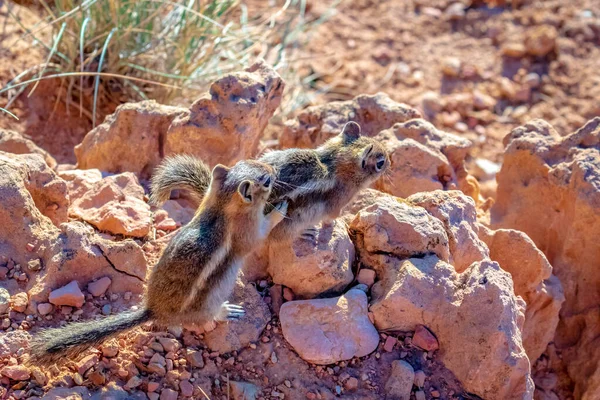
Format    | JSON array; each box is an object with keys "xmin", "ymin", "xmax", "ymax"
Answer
[
  {"xmin": 150, "ymin": 121, "xmax": 389, "ymax": 241},
  {"xmin": 29, "ymin": 160, "xmax": 286, "ymax": 363}
]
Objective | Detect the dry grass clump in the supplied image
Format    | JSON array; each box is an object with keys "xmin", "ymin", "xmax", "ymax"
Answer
[{"xmin": 2, "ymin": 0, "xmax": 338, "ymax": 124}]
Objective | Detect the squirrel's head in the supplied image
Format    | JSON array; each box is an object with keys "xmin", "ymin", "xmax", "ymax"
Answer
[
  {"xmin": 208, "ymin": 160, "xmax": 276, "ymax": 210},
  {"xmin": 320, "ymin": 121, "xmax": 390, "ymax": 186}
]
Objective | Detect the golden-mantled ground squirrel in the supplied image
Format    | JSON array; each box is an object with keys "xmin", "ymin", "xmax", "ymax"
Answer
[
  {"xmin": 150, "ymin": 122, "xmax": 389, "ymax": 241},
  {"xmin": 29, "ymin": 160, "xmax": 287, "ymax": 363}
]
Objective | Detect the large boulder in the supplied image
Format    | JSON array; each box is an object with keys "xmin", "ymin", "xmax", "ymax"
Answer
[
  {"xmin": 165, "ymin": 61, "xmax": 284, "ymax": 168},
  {"xmin": 280, "ymin": 288, "xmax": 379, "ymax": 365},
  {"xmin": 69, "ymin": 172, "xmax": 152, "ymax": 237},
  {"xmin": 491, "ymin": 118, "xmax": 600, "ymax": 398},
  {"xmin": 479, "ymin": 226, "xmax": 564, "ymax": 362},
  {"xmin": 0, "ymin": 129, "xmax": 57, "ymax": 169},
  {"xmin": 373, "ymin": 120, "xmax": 475, "ymax": 199},
  {"xmin": 267, "ymin": 219, "xmax": 355, "ymax": 299},
  {"xmin": 350, "ymin": 196, "xmax": 450, "ymax": 268},
  {"xmin": 407, "ymin": 191, "xmax": 488, "ymax": 272},
  {"xmin": 369, "ymin": 256, "xmax": 533, "ymax": 400},
  {"xmin": 75, "ymin": 61, "xmax": 284, "ymax": 178},
  {"xmin": 75, "ymin": 100, "xmax": 184, "ymax": 177},
  {"xmin": 280, "ymin": 92, "xmax": 421, "ymax": 148}
]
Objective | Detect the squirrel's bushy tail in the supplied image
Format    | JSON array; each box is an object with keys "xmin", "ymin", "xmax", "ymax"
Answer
[
  {"xmin": 29, "ymin": 308, "xmax": 151, "ymax": 364},
  {"xmin": 149, "ymin": 155, "xmax": 211, "ymax": 206}
]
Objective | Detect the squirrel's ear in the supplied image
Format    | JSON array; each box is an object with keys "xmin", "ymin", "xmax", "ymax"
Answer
[
  {"xmin": 341, "ymin": 121, "xmax": 361, "ymax": 141},
  {"xmin": 211, "ymin": 164, "xmax": 230, "ymax": 183},
  {"xmin": 238, "ymin": 181, "xmax": 253, "ymax": 203}
]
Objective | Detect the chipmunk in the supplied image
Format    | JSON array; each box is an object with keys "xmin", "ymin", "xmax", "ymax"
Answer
[
  {"xmin": 150, "ymin": 122, "xmax": 389, "ymax": 242},
  {"xmin": 29, "ymin": 160, "xmax": 287, "ymax": 364}
]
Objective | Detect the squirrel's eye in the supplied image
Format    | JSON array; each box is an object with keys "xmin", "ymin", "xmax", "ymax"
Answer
[
  {"xmin": 376, "ymin": 158, "xmax": 385, "ymax": 171},
  {"xmin": 361, "ymin": 159, "xmax": 366, "ymax": 169},
  {"xmin": 263, "ymin": 176, "xmax": 272, "ymax": 187}
]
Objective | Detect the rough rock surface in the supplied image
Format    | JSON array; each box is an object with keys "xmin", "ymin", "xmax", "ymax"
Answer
[
  {"xmin": 58, "ymin": 168, "xmax": 103, "ymax": 202},
  {"xmin": 0, "ymin": 156, "xmax": 146, "ymax": 312},
  {"xmin": 203, "ymin": 276, "xmax": 271, "ymax": 354},
  {"xmin": 350, "ymin": 196, "xmax": 450, "ymax": 266},
  {"xmin": 0, "ymin": 129, "xmax": 57, "ymax": 168},
  {"xmin": 70, "ymin": 172, "xmax": 152, "ymax": 237},
  {"xmin": 48, "ymin": 280, "xmax": 85, "ymax": 307},
  {"xmin": 385, "ymin": 360, "xmax": 415, "ymax": 400},
  {"xmin": 75, "ymin": 61, "xmax": 284, "ymax": 178},
  {"xmin": 268, "ymin": 219, "xmax": 355, "ymax": 299},
  {"xmin": 0, "ymin": 152, "xmax": 68, "ymax": 228},
  {"xmin": 280, "ymin": 288, "xmax": 379, "ymax": 365},
  {"xmin": 165, "ymin": 61, "xmax": 284, "ymax": 168},
  {"xmin": 491, "ymin": 118, "xmax": 600, "ymax": 398},
  {"xmin": 75, "ymin": 101, "xmax": 184, "ymax": 178},
  {"xmin": 407, "ymin": 190, "xmax": 488, "ymax": 272},
  {"xmin": 280, "ymin": 92, "xmax": 421, "ymax": 148},
  {"xmin": 373, "ymin": 120, "xmax": 475, "ymax": 199},
  {"xmin": 369, "ymin": 255, "xmax": 533, "ymax": 400},
  {"xmin": 479, "ymin": 225, "xmax": 564, "ymax": 362}
]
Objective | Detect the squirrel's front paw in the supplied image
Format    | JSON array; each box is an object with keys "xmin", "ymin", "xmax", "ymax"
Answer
[
  {"xmin": 218, "ymin": 301, "xmax": 245, "ymax": 321},
  {"xmin": 275, "ymin": 200, "xmax": 288, "ymax": 216}
]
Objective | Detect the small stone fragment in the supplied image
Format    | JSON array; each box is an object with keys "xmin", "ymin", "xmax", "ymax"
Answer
[
  {"xmin": 0, "ymin": 288, "xmax": 10, "ymax": 314},
  {"xmin": 37, "ymin": 303, "xmax": 53, "ymax": 316},
  {"xmin": 412, "ymin": 325, "xmax": 439, "ymax": 351},
  {"xmin": 27, "ymin": 259, "xmax": 42, "ymax": 272},
  {"xmin": 186, "ymin": 349, "xmax": 204, "ymax": 368},
  {"xmin": 357, "ymin": 269, "xmax": 376, "ymax": 287},
  {"xmin": 179, "ymin": 379, "xmax": 193, "ymax": 397},
  {"xmin": 385, "ymin": 360, "xmax": 415, "ymax": 400},
  {"xmin": 345, "ymin": 377, "xmax": 359, "ymax": 392},
  {"xmin": 0, "ymin": 365, "xmax": 30, "ymax": 380},
  {"xmin": 87, "ymin": 277, "xmax": 112, "ymax": 297},
  {"xmin": 160, "ymin": 388, "xmax": 178, "ymax": 400},
  {"xmin": 158, "ymin": 337, "xmax": 181, "ymax": 353},
  {"xmin": 11, "ymin": 293, "xmax": 28, "ymax": 313},
  {"xmin": 49, "ymin": 281, "xmax": 85, "ymax": 308},
  {"xmin": 383, "ymin": 336, "xmax": 397, "ymax": 352}
]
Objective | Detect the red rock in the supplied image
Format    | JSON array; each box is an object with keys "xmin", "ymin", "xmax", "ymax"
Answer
[
  {"xmin": 155, "ymin": 217, "xmax": 178, "ymax": 231},
  {"xmin": 357, "ymin": 269, "xmax": 376, "ymax": 287},
  {"xmin": 179, "ymin": 379, "xmax": 193, "ymax": 397},
  {"xmin": 281, "ymin": 92, "xmax": 420, "ymax": 149},
  {"xmin": 0, "ymin": 365, "xmax": 30, "ymax": 381},
  {"xmin": 0, "ymin": 129, "xmax": 57, "ymax": 169},
  {"xmin": 383, "ymin": 336, "xmax": 397, "ymax": 352},
  {"xmin": 160, "ymin": 388, "xmax": 178, "ymax": 400},
  {"xmin": 77, "ymin": 354, "xmax": 98, "ymax": 375},
  {"xmin": 524, "ymin": 26, "xmax": 557, "ymax": 57},
  {"xmin": 345, "ymin": 377, "xmax": 359, "ymax": 391},
  {"xmin": 10, "ymin": 293, "xmax": 28, "ymax": 313},
  {"xmin": 69, "ymin": 173, "xmax": 152, "ymax": 238},
  {"xmin": 157, "ymin": 337, "xmax": 181, "ymax": 353},
  {"xmin": 49, "ymin": 281, "xmax": 85, "ymax": 307},
  {"xmin": 147, "ymin": 382, "xmax": 160, "ymax": 392},
  {"xmin": 282, "ymin": 287, "xmax": 294, "ymax": 301},
  {"xmin": 412, "ymin": 325, "xmax": 439, "ymax": 351},
  {"xmin": 87, "ymin": 277, "xmax": 112, "ymax": 297}
]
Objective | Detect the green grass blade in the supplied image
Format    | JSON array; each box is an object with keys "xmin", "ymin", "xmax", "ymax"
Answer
[
  {"xmin": 28, "ymin": 21, "xmax": 67, "ymax": 97},
  {"xmin": 93, "ymin": 27, "xmax": 117, "ymax": 127},
  {"xmin": 0, "ymin": 107, "xmax": 20, "ymax": 120},
  {"xmin": 79, "ymin": 17, "xmax": 91, "ymax": 117}
]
